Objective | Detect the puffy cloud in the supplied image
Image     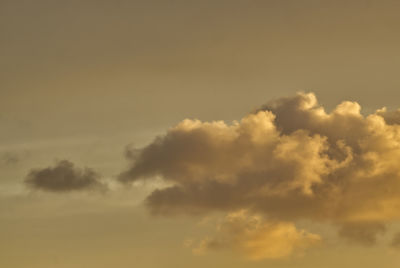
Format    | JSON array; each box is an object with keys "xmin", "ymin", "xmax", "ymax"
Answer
[
  {"xmin": 191, "ymin": 210, "xmax": 320, "ymax": 260},
  {"xmin": 119, "ymin": 92, "xmax": 400, "ymax": 248},
  {"xmin": 25, "ymin": 160, "xmax": 107, "ymax": 192},
  {"xmin": 376, "ymin": 107, "xmax": 400, "ymax": 125}
]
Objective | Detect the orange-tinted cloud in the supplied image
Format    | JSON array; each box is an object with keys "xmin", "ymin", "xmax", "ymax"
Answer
[
  {"xmin": 120, "ymin": 92, "xmax": 400, "ymax": 249},
  {"xmin": 191, "ymin": 210, "xmax": 320, "ymax": 260}
]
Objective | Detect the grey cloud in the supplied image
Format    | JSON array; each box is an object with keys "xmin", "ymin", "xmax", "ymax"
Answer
[
  {"xmin": 25, "ymin": 160, "xmax": 106, "ymax": 192},
  {"xmin": 338, "ymin": 222, "xmax": 386, "ymax": 246},
  {"xmin": 1, "ymin": 152, "xmax": 20, "ymax": 165},
  {"xmin": 390, "ymin": 232, "xmax": 400, "ymax": 249}
]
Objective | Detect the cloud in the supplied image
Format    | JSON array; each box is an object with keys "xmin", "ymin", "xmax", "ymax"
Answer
[
  {"xmin": 25, "ymin": 160, "xmax": 107, "ymax": 192},
  {"xmin": 338, "ymin": 222, "xmax": 386, "ymax": 246},
  {"xmin": 376, "ymin": 107, "xmax": 400, "ymax": 125},
  {"xmin": 0, "ymin": 152, "xmax": 20, "ymax": 165},
  {"xmin": 191, "ymin": 210, "xmax": 320, "ymax": 260},
  {"xmin": 119, "ymin": 92, "xmax": 400, "ymax": 249},
  {"xmin": 390, "ymin": 232, "xmax": 400, "ymax": 249}
]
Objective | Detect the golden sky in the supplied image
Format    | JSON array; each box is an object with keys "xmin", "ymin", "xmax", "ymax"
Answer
[{"xmin": 3, "ymin": 1, "xmax": 400, "ymax": 267}]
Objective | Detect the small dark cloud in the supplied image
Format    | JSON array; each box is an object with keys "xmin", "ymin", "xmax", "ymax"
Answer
[
  {"xmin": 390, "ymin": 232, "xmax": 400, "ymax": 249},
  {"xmin": 124, "ymin": 143, "xmax": 141, "ymax": 160},
  {"xmin": 0, "ymin": 152, "xmax": 20, "ymax": 165},
  {"xmin": 338, "ymin": 222, "xmax": 386, "ymax": 246},
  {"xmin": 25, "ymin": 160, "xmax": 107, "ymax": 193}
]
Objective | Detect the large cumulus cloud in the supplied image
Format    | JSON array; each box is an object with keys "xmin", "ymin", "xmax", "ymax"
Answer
[{"xmin": 119, "ymin": 92, "xmax": 400, "ymax": 255}]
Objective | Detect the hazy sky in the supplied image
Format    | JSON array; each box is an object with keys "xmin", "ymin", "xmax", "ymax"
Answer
[{"xmin": 3, "ymin": 1, "xmax": 400, "ymax": 267}]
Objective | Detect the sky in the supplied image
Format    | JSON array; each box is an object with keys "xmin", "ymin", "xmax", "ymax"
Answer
[{"xmin": 3, "ymin": 0, "xmax": 400, "ymax": 267}]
